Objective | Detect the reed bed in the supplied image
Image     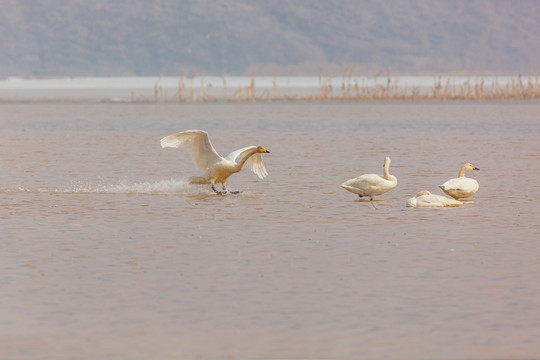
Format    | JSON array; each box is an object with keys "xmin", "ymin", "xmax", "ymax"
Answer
[{"xmin": 152, "ymin": 69, "xmax": 540, "ymax": 103}]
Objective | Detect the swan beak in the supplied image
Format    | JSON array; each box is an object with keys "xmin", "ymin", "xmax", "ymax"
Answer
[
  {"xmin": 473, "ymin": 166, "xmax": 480, "ymax": 170},
  {"xmin": 262, "ymin": 148, "xmax": 270, "ymax": 153}
]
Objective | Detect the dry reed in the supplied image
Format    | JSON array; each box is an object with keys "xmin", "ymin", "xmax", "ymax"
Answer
[{"xmin": 146, "ymin": 69, "xmax": 540, "ymax": 103}]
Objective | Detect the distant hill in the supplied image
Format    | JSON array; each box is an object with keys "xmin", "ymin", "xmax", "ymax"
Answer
[{"xmin": 1, "ymin": 0, "xmax": 539, "ymax": 76}]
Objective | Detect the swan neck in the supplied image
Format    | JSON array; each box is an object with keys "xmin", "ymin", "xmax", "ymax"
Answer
[
  {"xmin": 236, "ymin": 148, "xmax": 258, "ymax": 169},
  {"xmin": 458, "ymin": 166, "xmax": 467, "ymax": 177},
  {"xmin": 383, "ymin": 161, "xmax": 392, "ymax": 180}
]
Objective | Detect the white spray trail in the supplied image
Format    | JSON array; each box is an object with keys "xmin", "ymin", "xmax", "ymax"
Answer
[{"xmin": 6, "ymin": 179, "xmax": 192, "ymax": 195}]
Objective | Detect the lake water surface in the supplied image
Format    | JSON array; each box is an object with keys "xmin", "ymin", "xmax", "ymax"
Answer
[{"xmin": 1, "ymin": 101, "xmax": 539, "ymax": 359}]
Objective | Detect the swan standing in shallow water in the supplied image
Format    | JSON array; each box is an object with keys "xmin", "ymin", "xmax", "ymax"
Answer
[
  {"xmin": 439, "ymin": 163, "xmax": 480, "ymax": 199},
  {"xmin": 407, "ymin": 190, "xmax": 463, "ymax": 207},
  {"xmin": 340, "ymin": 156, "xmax": 397, "ymax": 200},
  {"xmin": 160, "ymin": 130, "xmax": 270, "ymax": 194}
]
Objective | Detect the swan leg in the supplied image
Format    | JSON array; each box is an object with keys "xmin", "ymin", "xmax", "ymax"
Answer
[
  {"xmin": 211, "ymin": 185, "xmax": 226, "ymax": 195},
  {"xmin": 223, "ymin": 185, "xmax": 241, "ymax": 194},
  {"xmin": 222, "ymin": 183, "xmax": 242, "ymax": 194}
]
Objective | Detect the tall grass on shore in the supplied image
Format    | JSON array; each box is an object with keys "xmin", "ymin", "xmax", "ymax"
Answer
[{"xmin": 151, "ymin": 69, "xmax": 540, "ymax": 103}]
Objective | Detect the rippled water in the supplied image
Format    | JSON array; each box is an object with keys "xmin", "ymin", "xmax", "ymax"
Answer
[{"xmin": 1, "ymin": 102, "xmax": 540, "ymax": 359}]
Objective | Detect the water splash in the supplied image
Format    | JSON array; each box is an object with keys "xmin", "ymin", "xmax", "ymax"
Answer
[
  {"xmin": 69, "ymin": 179, "xmax": 191, "ymax": 194},
  {"xmin": 4, "ymin": 179, "xmax": 193, "ymax": 195}
]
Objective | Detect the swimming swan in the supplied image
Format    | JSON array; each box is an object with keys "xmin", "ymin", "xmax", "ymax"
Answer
[
  {"xmin": 160, "ymin": 129, "xmax": 270, "ymax": 194},
  {"xmin": 439, "ymin": 163, "xmax": 480, "ymax": 199},
  {"xmin": 340, "ymin": 156, "xmax": 397, "ymax": 200},
  {"xmin": 407, "ymin": 190, "xmax": 462, "ymax": 207}
]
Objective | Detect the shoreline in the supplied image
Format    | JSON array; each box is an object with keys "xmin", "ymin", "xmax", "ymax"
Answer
[{"xmin": 1, "ymin": 72, "xmax": 539, "ymax": 103}]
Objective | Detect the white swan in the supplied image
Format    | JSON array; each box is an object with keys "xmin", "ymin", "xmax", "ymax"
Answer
[
  {"xmin": 407, "ymin": 190, "xmax": 462, "ymax": 207},
  {"xmin": 160, "ymin": 129, "xmax": 270, "ymax": 194},
  {"xmin": 439, "ymin": 163, "xmax": 480, "ymax": 199},
  {"xmin": 340, "ymin": 156, "xmax": 397, "ymax": 200}
]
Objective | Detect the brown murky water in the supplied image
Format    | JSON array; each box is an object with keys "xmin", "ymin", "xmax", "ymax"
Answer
[{"xmin": 1, "ymin": 102, "xmax": 540, "ymax": 359}]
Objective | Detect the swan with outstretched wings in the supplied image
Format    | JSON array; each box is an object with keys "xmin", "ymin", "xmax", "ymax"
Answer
[{"xmin": 160, "ymin": 130, "xmax": 270, "ymax": 194}]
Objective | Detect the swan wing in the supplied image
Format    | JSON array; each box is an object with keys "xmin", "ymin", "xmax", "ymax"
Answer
[
  {"xmin": 245, "ymin": 153, "xmax": 268, "ymax": 179},
  {"xmin": 343, "ymin": 174, "xmax": 385, "ymax": 190},
  {"xmin": 226, "ymin": 146, "xmax": 268, "ymax": 179},
  {"xmin": 440, "ymin": 178, "xmax": 479, "ymax": 198},
  {"xmin": 160, "ymin": 130, "xmax": 223, "ymax": 170},
  {"xmin": 437, "ymin": 195, "xmax": 462, "ymax": 207},
  {"xmin": 423, "ymin": 194, "xmax": 462, "ymax": 207},
  {"xmin": 440, "ymin": 178, "xmax": 479, "ymax": 192},
  {"xmin": 406, "ymin": 197, "xmax": 417, "ymax": 207},
  {"xmin": 357, "ymin": 174, "xmax": 386, "ymax": 186}
]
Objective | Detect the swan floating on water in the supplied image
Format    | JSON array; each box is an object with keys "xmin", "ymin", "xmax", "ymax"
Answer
[
  {"xmin": 340, "ymin": 156, "xmax": 397, "ymax": 200},
  {"xmin": 160, "ymin": 129, "xmax": 270, "ymax": 194},
  {"xmin": 407, "ymin": 190, "xmax": 462, "ymax": 207},
  {"xmin": 439, "ymin": 163, "xmax": 480, "ymax": 199}
]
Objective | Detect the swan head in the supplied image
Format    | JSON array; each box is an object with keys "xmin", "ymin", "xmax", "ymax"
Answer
[
  {"xmin": 464, "ymin": 163, "xmax": 480, "ymax": 171},
  {"xmin": 384, "ymin": 156, "xmax": 391, "ymax": 166},
  {"xmin": 257, "ymin": 146, "xmax": 270, "ymax": 154},
  {"xmin": 415, "ymin": 190, "xmax": 431, "ymax": 197}
]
